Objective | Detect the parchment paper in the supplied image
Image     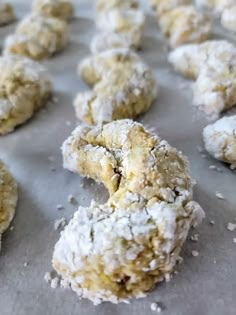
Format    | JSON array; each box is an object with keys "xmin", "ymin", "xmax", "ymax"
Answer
[{"xmin": 0, "ymin": 1, "xmax": 236, "ymax": 314}]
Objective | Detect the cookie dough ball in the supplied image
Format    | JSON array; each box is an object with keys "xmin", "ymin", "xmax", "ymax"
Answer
[
  {"xmin": 75, "ymin": 49, "xmax": 158, "ymax": 125},
  {"xmin": 221, "ymin": 5, "xmax": 236, "ymax": 32},
  {"xmin": 0, "ymin": 160, "xmax": 17, "ymax": 252},
  {"xmin": 0, "ymin": 2, "xmax": 15, "ymax": 26},
  {"xmin": 32, "ymin": 0, "xmax": 74, "ymax": 21},
  {"xmin": 158, "ymin": 5, "xmax": 211, "ymax": 48},
  {"xmin": 150, "ymin": 0, "xmax": 190, "ymax": 14},
  {"xmin": 0, "ymin": 55, "xmax": 52, "ymax": 135},
  {"xmin": 168, "ymin": 40, "xmax": 236, "ymax": 79},
  {"xmin": 203, "ymin": 116, "xmax": 236, "ymax": 168},
  {"xmin": 96, "ymin": 0, "xmax": 139, "ymax": 12},
  {"xmin": 53, "ymin": 120, "xmax": 205, "ymax": 304},
  {"xmin": 4, "ymin": 14, "xmax": 69, "ymax": 60}
]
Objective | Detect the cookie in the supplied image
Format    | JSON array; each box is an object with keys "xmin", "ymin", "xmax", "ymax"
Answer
[
  {"xmin": 203, "ymin": 116, "xmax": 236, "ymax": 168},
  {"xmin": 168, "ymin": 40, "xmax": 236, "ymax": 117},
  {"xmin": 32, "ymin": 0, "xmax": 74, "ymax": 21},
  {"xmin": 75, "ymin": 49, "xmax": 158, "ymax": 124},
  {"xmin": 96, "ymin": 0, "xmax": 139, "ymax": 12},
  {"xmin": 53, "ymin": 119, "xmax": 205, "ymax": 304},
  {"xmin": 4, "ymin": 14, "xmax": 69, "ymax": 60},
  {"xmin": 158, "ymin": 5, "xmax": 211, "ymax": 48},
  {"xmin": 0, "ymin": 2, "xmax": 15, "ymax": 26},
  {"xmin": 0, "ymin": 55, "xmax": 52, "ymax": 135},
  {"xmin": 0, "ymin": 160, "xmax": 17, "ymax": 252}
]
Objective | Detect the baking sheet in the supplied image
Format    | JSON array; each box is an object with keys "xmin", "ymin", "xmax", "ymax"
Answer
[{"xmin": 0, "ymin": 1, "xmax": 236, "ymax": 314}]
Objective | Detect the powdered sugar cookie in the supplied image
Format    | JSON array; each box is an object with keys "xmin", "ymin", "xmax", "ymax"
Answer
[
  {"xmin": 0, "ymin": 2, "xmax": 15, "ymax": 26},
  {"xmin": 158, "ymin": 5, "xmax": 211, "ymax": 48},
  {"xmin": 203, "ymin": 116, "xmax": 236, "ymax": 168},
  {"xmin": 96, "ymin": 0, "xmax": 139, "ymax": 12},
  {"xmin": 75, "ymin": 49, "xmax": 158, "ymax": 124},
  {"xmin": 32, "ymin": 0, "xmax": 74, "ymax": 20},
  {"xmin": 53, "ymin": 119, "xmax": 205, "ymax": 304},
  {"xmin": 0, "ymin": 55, "xmax": 52, "ymax": 135},
  {"xmin": 4, "ymin": 14, "xmax": 69, "ymax": 60},
  {"xmin": 0, "ymin": 160, "xmax": 17, "ymax": 252}
]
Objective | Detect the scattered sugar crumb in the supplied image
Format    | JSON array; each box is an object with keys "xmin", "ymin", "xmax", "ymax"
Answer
[
  {"xmin": 56, "ymin": 204, "xmax": 64, "ymax": 210},
  {"xmin": 197, "ymin": 146, "xmax": 203, "ymax": 153},
  {"xmin": 213, "ymin": 259, "xmax": 217, "ymax": 264},
  {"xmin": 66, "ymin": 121, "xmax": 72, "ymax": 126},
  {"xmin": 23, "ymin": 262, "xmax": 29, "ymax": 267},
  {"xmin": 9, "ymin": 226, "xmax": 14, "ymax": 231},
  {"xmin": 230, "ymin": 164, "xmax": 236, "ymax": 170},
  {"xmin": 215, "ymin": 192, "xmax": 225, "ymax": 200},
  {"xmin": 150, "ymin": 302, "xmax": 162, "ymax": 312},
  {"xmin": 173, "ymin": 270, "xmax": 179, "ymax": 275},
  {"xmin": 227, "ymin": 222, "xmax": 236, "ymax": 232},
  {"xmin": 191, "ymin": 250, "xmax": 199, "ymax": 257},
  {"xmin": 177, "ymin": 256, "xmax": 184, "ymax": 264},
  {"xmin": 67, "ymin": 194, "xmax": 77, "ymax": 205},
  {"xmin": 51, "ymin": 277, "xmax": 60, "ymax": 289},
  {"xmin": 190, "ymin": 234, "xmax": 199, "ymax": 242},
  {"xmin": 209, "ymin": 220, "xmax": 215, "ymax": 226},
  {"xmin": 60, "ymin": 279, "xmax": 70, "ymax": 289},
  {"xmin": 44, "ymin": 272, "xmax": 52, "ymax": 283},
  {"xmin": 80, "ymin": 183, "xmax": 84, "ymax": 188},
  {"xmin": 233, "ymin": 238, "xmax": 236, "ymax": 244},
  {"xmin": 164, "ymin": 273, "xmax": 171, "ymax": 282},
  {"xmin": 54, "ymin": 218, "xmax": 67, "ymax": 231},
  {"xmin": 48, "ymin": 156, "xmax": 55, "ymax": 162},
  {"xmin": 209, "ymin": 165, "xmax": 222, "ymax": 172}
]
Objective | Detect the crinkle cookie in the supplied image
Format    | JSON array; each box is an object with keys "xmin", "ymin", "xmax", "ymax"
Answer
[
  {"xmin": 0, "ymin": 160, "xmax": 17, "ymax": 252},
  {"xmin": 0, "ymin": 2, "xmax": 15, "ymax": 26},
  {"xmin": 32, "ymin": 0, "xmax": 74, "ymax": 20},
  {"xmin": 4, "ymin": 14, "xmax": 69, "ymax": 60},
  {"xmin": 53, "ymin": 119, "xmax": 205, "ymax": 304},
  {"xmin": 96, "ymin": 0, "xmax": 139, "ymax": 12},
  {"xmin": 75, "ymin": 49, "xmax": 158, "ymax": 125},
  {"xmin": 158, "ymin": 5, "xmax": 211, "ymax": 48},
  {"xmin": 150, "ymin": 0, "xmax": 190, "ymax": 14},
  {"xmin": 0, "ymin": 55, "xmax": 52, "ymax": 135},
  {"xmin": 168, "ymin": 40, "xmax": 236, "ymax": 117},
  {"xmin": 221, "ymin": 5, "xmax": 236, "ymax": 32},
  {"xmin": 203, "ymin": 116, "xmax": 236, "ymax": 168},
  {"xmin": 95, "ymin": 9, "xmax": 145, "ymax": 51}
]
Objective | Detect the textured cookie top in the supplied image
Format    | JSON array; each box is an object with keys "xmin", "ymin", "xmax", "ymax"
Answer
[
  {"xmin": 32, "ymin": 0, "xmax": 74, "ymax": 20},
  {"xmin": 150, "ymin": 0, "xmax": 191, "ymax": 14},
  {"xmin": 0, "ymin": 160, "xmax": 17, "ymax": 250},
  {"xmin": 97, "ymin": 9, "xmax": 145, "ymax": 33},
  {"xmin": 96, "ymin": 0, "xmax": 139, "ymax": 12}
]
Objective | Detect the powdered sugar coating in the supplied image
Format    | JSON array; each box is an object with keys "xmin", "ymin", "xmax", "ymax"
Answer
[
  {"xmin": 0, "ymin": 160, "xmax": 17, "ymax": 252},
  {"xmin": 150, "ymin": 0, "xmax": 190, "ymax": 14},
  {"xmin": 4, "ymin": 14, "xmax": 69, "ymax": 60},
  {"xmin": 0, "ymin": 55, "xmax": 52, "ymax": 134},
  {"xmin": 32, "ymin": 0, "xmax": 74, "ymax": 20},
  {"xmin": 96, "ymin": 0, "xmax": 139, "ymax": 12},
  {"xmin": 53, "ymin": 119, "xmax": 205, "ymax": 304},
  {"xmin": 221, "ymin": 5, "xmax": 236, "ymax": 32},
  {"xmin": 203, "ymin": 115, "xmax": 236, "ymax": 167},
  {"xmin": 75, "ymin": 49, "xmax": 158, "ymax": 125}
]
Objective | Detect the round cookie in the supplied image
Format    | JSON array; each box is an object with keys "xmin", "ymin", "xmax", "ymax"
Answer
[
  {"xmin": 0, "ymin": 160, "xmax": 17, "ymax": 252},
  {"xmin": 32, "ymin": 0, "xmax": 74, "ymax": 21},
  {"xmin": 158, "ymin": 5, "xmax": 211, "ymax": 48},
  {"xmin": 53, "ymin": 119, "xmax": 205, "ymax": 304},
  {"xmin": 203, "ymin": 116, "xmax": 236, "ymax": 168},
  {"xmin": 4, "ymin": 14, "xmax": 69, "ymax": 60},
  {"xmin": 96, "ymin": 0, "xmax": 139, "ymax": 12},
  {"xmin": 0, "ymin": 2, "xmax": 15, "ymax": 26},
  {"xmin": 75, "ymin": 49, "xmax": 158, "ymax": 125},
  {"xmin": 0, "ymin": 55, "xmax": 52, "ymax": 135}
]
